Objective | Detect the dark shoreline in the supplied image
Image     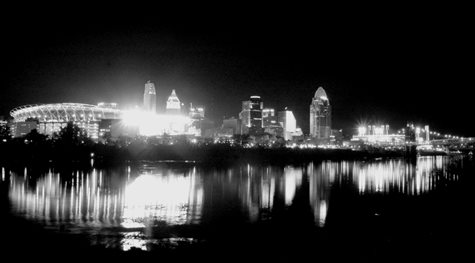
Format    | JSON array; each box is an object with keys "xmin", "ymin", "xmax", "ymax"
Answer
[
  {"xmin": 0, "ymin": 142, "xmax": 450, "ymax": 168},
  {"xmin": 1, "ymin": 142, "xmax": 455, "ymax": 168}
]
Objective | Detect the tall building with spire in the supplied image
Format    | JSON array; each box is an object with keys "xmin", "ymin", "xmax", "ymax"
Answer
[
  {"xmin": 143, "ymin": 80, "xmax": 157, "ymax": 113},
  {"xmin": 166, "ymin": 89, "xmax": 181, "ymax": 114},
  {"xmin": 310, "ymin": 87, "xmax": 331, "ymax": 139}
]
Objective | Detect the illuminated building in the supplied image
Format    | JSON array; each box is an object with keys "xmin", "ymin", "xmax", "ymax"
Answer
[
  {"xmin": 238, "ymin": 96, "xmax": 263, "ymax": 135},
  {"xmin": 404, "ymin": 123, "xmax": 416, "ymax": 142},
  {"xmin": 98, "ymin": 119, "xmax": 121, "ymax": 139},
  {"xmin": 187, "ymin": 104, "xmax": 206, "ymax": 136},
  {"xmin": 98, "ymin": 102, "xmax": 118, "ymax": 109},
  {"xmin": 239, "ymin": 100, "xmax": 251, "ymax": 134},
  {"xmin": 352, "ymin": 124, "xmax": 405, "ymax": 145},
  {"xmin": 404, "ymin": 123, "xmax": 431, "ymax": 143},
  {"xmin": 278, "ymin": 109, "xmax": 297, "ymax": 140},
  {"xmin": 122, "ymin": 87, "xmax": 202, "ymax": 137},
  {"xmin": 310, "ymin": 87, "xmax": 331, "ymax": 140},
  {"xmin": 264, "ymin": 125, "xmax": 284, "ymax": 137},
  {"xmin": 143, "ymin": 80, "xmax": 157, "ymax": 113},
  {"xmin": 262, "ymin": 108, "xmax": 282, "ymax": 137},
  {"xmin": 262, "ymin": 108, "xmax": 278, "ymax": 127},
  {"xmin": 199, "ymin": 119, "xmax": 216, "ymax": 138},
  {"xmin": 0, "ymin": 118, "xmax": 8, "ymax": 129},
  {"xmin": 189, "ymin": 103, "xmax": 205, "ymax": 119},
  {"xmin": 330, "ymin": 129, "xmax": 344, "ymax": 144},
  {"xmin": 220, "ymin": 117, "xmax": 241, "ymax": 136},
  {"xmin": 10, "ymin": 103, "xmax": 121, "ymax": 140},
  {"xmin": 0, "ymin": 115, "xmax": 6, "ymax": 124},
  {"xmin": 10, "ymin": 119, "xmax": 38, "ymax": 137},
  {"xmin": 122, "ymin": 109, "xmax": 192, "ymax": 136},
  {"xmin": 166, "ymin": 89, "xmax": 181, "ymax": 114},
  {"xmin": 249, "ymin": 96, "xmax": 263, "ymax": 135}
]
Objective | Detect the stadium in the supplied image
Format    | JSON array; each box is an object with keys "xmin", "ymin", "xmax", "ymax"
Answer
[{"xmin": 10, "ymin": 103, "xmax": 121, "ymax": 139}]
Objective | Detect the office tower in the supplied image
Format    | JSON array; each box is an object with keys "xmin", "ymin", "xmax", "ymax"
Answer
[
  {"xmin": 222, "ymin": 117, "xmax": 241, "ymax": 135},
  {"xmin": 189, "ymin": 103, "xmax": 205, "ymax": 119},
  {"xmin": 239, "ymin": 100, "xmax": 251, "ymax": 132},
  {"xmin": 143, "ymin": 80, "xmax": 157, "ymax": 113},
  {"xmin": 166, "ymin": 89, "xmax": 181, "ymax": 114},
  {"xmin": 278, "ymin": 109, "xmax": 297, "ymax": 140},
  {"xmin": 310, "ymin": 87, "xmax": 331, "ymax": 139},
  {"xmin": 263, "ymin": 108, "xmax": 278, "ymax": 127},
  {"xmin": 239, "ymin": 96, "xmax": 263, "ymax": 135},
  {"xmin": 249, "ymin": 96, "xmax": 263, "ymax": 134}
]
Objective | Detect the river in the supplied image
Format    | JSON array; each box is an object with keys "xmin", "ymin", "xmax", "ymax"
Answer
[{"xmin": 0, "ymin": 156, "xmax": 473, "ymax": 261}]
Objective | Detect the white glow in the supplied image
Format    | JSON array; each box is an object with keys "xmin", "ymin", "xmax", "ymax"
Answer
[
  {"xmin": 284, "ymin": 167, "xmax": 302, "ymax": 206},
  {"xmin": 319, "ymin": 201, "xmax": 327, "ymax": 226},
  {"xmin": 374, "ymin": 127, "xmax": 384, "ymax": 135},
  {"xmin": 121, "ymin": 232, "xmax": 147, "ymax": 251},
  {"xmin": 122, "ymin": 109, "xmax": 193, "ymax": 136},
  {"xmin": 123, "ymin": 173, "xmax": 203, "ymax": 226},
  {"xmin": 358, "ymin": 126, "xmax": 367, "ymax": 136}
]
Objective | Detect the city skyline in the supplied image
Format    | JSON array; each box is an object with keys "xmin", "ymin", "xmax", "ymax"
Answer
[
  {"xmin": 1, "ymin": 7, "xmax": 474, "ymax": 261},
  {"xmin": 2, "ymin": 9, "xmax": 474, "ymax": 137},
  {"xmin": 3, "ymin": 79, "xmax": 472, "ymax": 139}
]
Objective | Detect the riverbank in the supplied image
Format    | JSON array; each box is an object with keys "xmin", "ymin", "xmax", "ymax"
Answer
[{"xmin": 0, "ymin": 142, "xmax": 438, "ymax": 166}]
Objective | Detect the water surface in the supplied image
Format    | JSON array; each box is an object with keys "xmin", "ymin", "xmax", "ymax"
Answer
[{"xmin": 1, "ymin": 156, "xmax": 472, "ymax": 260}]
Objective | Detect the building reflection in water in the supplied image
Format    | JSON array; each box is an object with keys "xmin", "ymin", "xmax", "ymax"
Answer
[
  {"xmin": 308, "ymin": 163, "xmax": 331, "ymax": 227},
  {"xmin": 350, "ymin": 156, "xmax": 454, "ymax": 195},
  {"xmin": 9, "ymin": 169, "xmax": 123, "ymax": 227},
  {"xmin": 123, "ymin": 170, "xmax": 203, "ymax": 228},
  {"xmin": 307, "ymin": 156, "xmax": 460, "ymax": 226},
  {"xmin": 237, "ymin": 165, "xmax": 303, "ymax": 222},
  {"xmin": 8, "ymin": 166, "xmax": 203, "ymax": 251},
  {"xmin": 9, "ymin": 168, "xmax": 203, "ymax": 228},
  {"xmin": 5, "ymin": 156, "xmax": 462, "ymax": 250}
]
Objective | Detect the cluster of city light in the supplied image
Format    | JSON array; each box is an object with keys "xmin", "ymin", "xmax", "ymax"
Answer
[
  {"xmin": 353, "ymin": 124, "xmax": 405, "ymax": 145},
  {"xmin": 122, "ymin": 109, "xmax": 193, "ymax": 136},
  {"xmin": 397, "ymin": 127, "xmax": 468, "ymax": 141},
  {"xmin": 430, "ymin": 130, "xmax": 470, "ymax": 141}
]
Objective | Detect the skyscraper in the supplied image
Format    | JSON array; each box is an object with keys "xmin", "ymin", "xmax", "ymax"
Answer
[
  {"xmin": 239, "ymin": 100, "xmax": 251, "ymax": 134},
  {"xmin": 278, "ymin": 109, "xmax": 297, "ymax": 140},
  {"xmin": 239, "ymin": 96, "xmax": 263, "ymax": 135},
  {"xmin": 310, "ymin": 87, "xmax": 331, "ymax": 140},
  {"xmin": 249, "ymin": 96, "xmax": 263, "ymax": 132},
  {"xmin": 262, "ymin": 108, "xmax": 278, "ymax": 127},
  {"xmin": 189, "ymin": 103, "xmax": 205, "ymax": 119},
  {"xmin": 143, "ymin": 81, "xmax": 157, "ymax": 113},
  {"xmin": 166, "ymin": 89, "xmax": 181, "ymax": 114}
]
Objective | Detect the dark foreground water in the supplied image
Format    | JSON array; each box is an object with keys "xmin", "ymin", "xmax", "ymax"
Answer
[{"xmin": 1, "ymin": 156, "xmax": 473, "ymax": 261}]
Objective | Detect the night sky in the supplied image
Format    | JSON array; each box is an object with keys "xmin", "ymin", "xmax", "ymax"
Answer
[{"xmin": 2, "ymin": 7, "xmax": 474, "ymax": 136}]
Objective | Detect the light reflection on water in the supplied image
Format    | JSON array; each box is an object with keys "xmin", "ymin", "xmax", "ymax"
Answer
[{"xmin": 4, "ymin": 156, "xmax": 463, "ymax": 251}]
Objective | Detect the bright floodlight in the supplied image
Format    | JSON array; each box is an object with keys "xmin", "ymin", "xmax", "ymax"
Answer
[
  {"xmin": 122, "ymin": 109, "xmax": 193, "ymax": 136},
  {"xmin": 358, "ymin": 126, "xmax": 367, "ymax": 136}
]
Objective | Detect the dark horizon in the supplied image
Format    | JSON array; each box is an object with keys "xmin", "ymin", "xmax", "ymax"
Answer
[{"xmin": 2, "ymin": 7, "xmax": 473, "ymax": 136}]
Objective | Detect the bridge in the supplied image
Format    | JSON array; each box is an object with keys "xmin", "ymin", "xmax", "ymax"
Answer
[{"xmin": 430, "ymin": 138, "xmax": 475, "ymax": 147}]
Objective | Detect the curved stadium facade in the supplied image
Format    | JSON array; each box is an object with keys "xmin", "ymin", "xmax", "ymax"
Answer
[{"xmin": 10, "ymin": 103, "xmax": 121, "ymax": 139}]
